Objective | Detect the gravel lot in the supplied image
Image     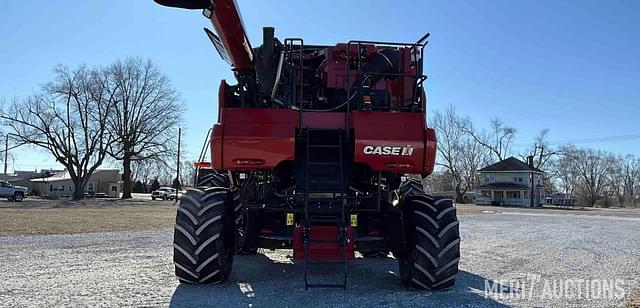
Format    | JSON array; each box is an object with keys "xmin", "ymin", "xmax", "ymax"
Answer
[{"xmin": 1, "ymin": 210, "xmax": 639, "ymax": 307}]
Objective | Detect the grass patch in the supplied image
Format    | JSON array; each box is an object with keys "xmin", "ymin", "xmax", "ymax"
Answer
[{"xmin": 0, "ymin": 199, "xmax": 176, "ymax": 235}]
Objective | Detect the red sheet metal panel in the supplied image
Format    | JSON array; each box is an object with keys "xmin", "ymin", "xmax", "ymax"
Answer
[
  {"xmin": 423, "ymin": 127, "xmax": 437, "ymax": 175},
  {"xmin": 213, "ymin": 108, "xmax": 297, "ymax": 171},
  {"xmin": 300, "ymin": 112, "xmax": 346, "ymax": 129},
  {"xmin": 351, "ymin": 111, "xmax": 426, "ymax": 174}
]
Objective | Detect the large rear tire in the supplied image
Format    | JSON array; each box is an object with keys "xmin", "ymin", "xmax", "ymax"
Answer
[
  {"xmin": 398, "ymin": 194, "xmax": 460, "ymax": 290},
  {"xmin": 173, "ymin": 187, "xmax": 236, "ymax": 284},
  {"xmin": 197, "ymin": 172, "xmax": 230, "ymax": 188},
  {"xmin": 196, "ymin": 171, "xmax": 252, "ymax": 255},
  {"xmin": 399, "ymin": 178, "xmax": 424, "ymax": 197}
]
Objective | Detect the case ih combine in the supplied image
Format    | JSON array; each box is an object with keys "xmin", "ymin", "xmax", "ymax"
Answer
[{"xmin": 155, "ymin": 0, "xmax": 460, "ymax": 290}]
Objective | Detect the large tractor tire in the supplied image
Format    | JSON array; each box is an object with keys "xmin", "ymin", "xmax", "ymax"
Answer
[
  {"xmin": 399, "ymin": 178, "xmax": 424, "ymax": 197},
  {"xmin": 398, "ymin": 194, "xmax": 460, "ymax": 290},
  {"xmin": 173, "ymin": 187, "xmax": 236, "ymax": 284},
  {"xmin": 196, "ymin": 171, "xmax": 254, "ymax": 255},
  {"xmin": 197, "ymin": 172, "xmax": 230, "ymax": 188}
]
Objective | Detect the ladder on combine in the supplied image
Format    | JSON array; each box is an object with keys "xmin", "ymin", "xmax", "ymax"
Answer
[{"xmin": 300, "ymin": 128, "xmax": 350, "ymax": 289}]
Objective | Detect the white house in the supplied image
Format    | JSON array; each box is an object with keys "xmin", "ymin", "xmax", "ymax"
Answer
[
  {"xmin": 474, "ymin": 157, "xmax": 545, "ymax": 207},
  {"xmin": 30, "ymin": 169, "xmax": 122, "ymax": 198}
]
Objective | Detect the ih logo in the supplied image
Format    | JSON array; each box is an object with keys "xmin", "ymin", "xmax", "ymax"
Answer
[{"xmin": 363, "ymin": 145, "xmax": 414, "ymax": 156}]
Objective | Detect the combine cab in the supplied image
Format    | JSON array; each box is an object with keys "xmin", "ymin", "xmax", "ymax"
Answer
[{"xmin": 156, "ymin": 0, "xmax": 460, "ymax": 290}]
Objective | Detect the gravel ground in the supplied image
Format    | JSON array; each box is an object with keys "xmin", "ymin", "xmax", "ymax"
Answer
[{"xmin": 1, "ymin": 211, "xmax": 639, "ymax": 307}]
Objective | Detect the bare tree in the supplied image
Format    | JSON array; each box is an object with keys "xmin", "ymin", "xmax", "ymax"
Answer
[
  {"xmin": 180, "ymin": 160, "xmax": 196, "ymax": 187},
  {"xmin": 1, "ymin": 65, "xmax": 114, "ymax": 199},
  {"xmin": 431, "ymin": 106, "xmax": 490, "ymax": 203},
  {"xmin": 549, "ymin": 150, "xmax": 578, "ymax": 196},
  {"xmin": 422, "ymin": 170, "xmax": 454, "ymax": 193},
  {"xmin": 520, "ymin": 129, "xmax": 557, "ymax": 170},
  {"xmin": 611, "ymin": 155, "xmax": 640, "ymax": 207},
  {"xmin": 561, "ymin": 146, "xmax": 616, "ymax": 207},
  {"xmin": 463, "ymin": 117, "xmax": 516, "ymax": 162},
  {"xmin": 131, "ymin": 158, "xmax": 174, "ymax": 186},
  {"xmin": 104, "ymin": 58, "xmax": 183, "ymax": 199},
  {"xmin": 520, "ymin": 129, "xmax": 557, "ymax": 195}
]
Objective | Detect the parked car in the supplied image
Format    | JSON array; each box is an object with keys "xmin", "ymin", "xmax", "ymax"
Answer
[
  {"xmin": 0, "ymin": 180, "xmax": 28, "ymax": 202},
  {"xmin": 151, "ymin": 187, "xmax": 177, "ymax": 200}
]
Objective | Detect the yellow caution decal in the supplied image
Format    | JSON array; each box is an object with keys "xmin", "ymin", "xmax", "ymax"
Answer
[
  {"xmin": 286, "ymin": 213, "xmax": 294, "ymax": 226},
  {"xmin": 350, "ymin": 214, "xmax": 358, "ymax": 227}
]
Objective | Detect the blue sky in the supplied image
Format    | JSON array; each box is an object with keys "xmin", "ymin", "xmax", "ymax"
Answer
[{"xmin": 1, "ymin": 0, "xmax": 639, "ymax": 172}]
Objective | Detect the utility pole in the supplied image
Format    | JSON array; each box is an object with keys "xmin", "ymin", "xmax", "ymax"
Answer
[
  {"xmin": 175, "ymin": 127, "xmax": 181, "ymax": 201},
  {"xmin": 528, "ymin": 155, "xmax": 535, "ymax": 207},
  {"xmin": 3, "ymin": 134, "xmax": 8, "ymax": 180}
]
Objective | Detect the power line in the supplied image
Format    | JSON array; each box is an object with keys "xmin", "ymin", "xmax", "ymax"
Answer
[{"xmin": 512, "ymin": 133, "xmax": 640, "ymax": 148}]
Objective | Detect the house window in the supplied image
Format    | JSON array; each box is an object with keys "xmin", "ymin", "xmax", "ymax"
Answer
[
  {"xmin": 518, "ymin": 177, "xmax": 523, "ymax": 183},
  {"xmin": 50, "ymin": 185, "xmax": 53, "ymax": 192},
  {"xmin": 87, "ymin": 182, "xmax": 95, "ymax": 192},
  {"xmin": 111, "ymin": 185, "xmax": 117, "ymax": 192},
  {"xmin": 507, "ymin": 191, "xmax": 521, "ymax": 199},
  {"xmin": 69, "ymin": 186, "xmax": 73, "ymax": 191},
  {"xmin": 484, "ymin": 173, "xmax": 494, "ymax": 183}
]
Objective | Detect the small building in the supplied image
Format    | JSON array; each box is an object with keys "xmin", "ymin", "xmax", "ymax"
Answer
[
  {"xmin": 545, "ymin": 193, "xmax": 577, "ymax": 206},
  {"xmin": 474, "ymin": 157, "xmax": 545, "ymax": 207},
  {"xmin": 2, "ymin": 169, "xmax": 64, "ymax": 193},
  {"xmin": 30, "ymin": 169, "xmax": 122, "ymax": 198}
]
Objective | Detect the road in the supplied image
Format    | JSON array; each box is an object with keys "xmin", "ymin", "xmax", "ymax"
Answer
[{"xmin": 1, "ymin": 210, "xmax": 639, "ymax": 307}]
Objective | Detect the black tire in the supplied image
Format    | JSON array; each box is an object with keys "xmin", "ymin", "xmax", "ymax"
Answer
[
  {"xmin": 361, "ymin": 250, "xmax": 389, "ymax": 258},
  {"xmin": 173, "ymin": 187, "xmax": 236, "ymax": 284},
  {"xmin": 152, "ymin": 196, "xmax": 156, "ymax": 200},
  {"xmin": 13, "ymin": 192, "xmax": 24, "ymax": 202},
  {"xmin": 198, "ymin": 172, "xmax": 230, "ymax": 188},
  {"xmin": 398, "ymin": 194, "xmax": 460, "ymax": 290},
  {"xmin": 197, "ymin": 172, "xmax": 253, "ymax": 255},
  {"xmin": 399, "ymin": 178, "xmax": 424, "ymax": 197}
]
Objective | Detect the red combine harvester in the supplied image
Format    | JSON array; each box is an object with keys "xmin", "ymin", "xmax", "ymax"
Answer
[{"xmin": 155, "ymin": 0, "xmax": 460, "ymax": 290}]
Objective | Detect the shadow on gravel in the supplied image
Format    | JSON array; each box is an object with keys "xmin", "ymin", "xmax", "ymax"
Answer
[{"xmin": 169, "ymin": 253, "xmax": 512, "ymax": 307}]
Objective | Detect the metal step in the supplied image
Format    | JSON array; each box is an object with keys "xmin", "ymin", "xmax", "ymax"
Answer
[
  {"xmin": 307, "ymin": 216, "xmax": 343, "ymax": 224},
  {"xmin": 307, "ymin": 161, "xmax": 340, "ymax": 166},
  {"xmin": 307, "ymin": 238, "xmax": 342, "ymax": 244},
  {"xmin": 309, "ymin": 144, "xmax": 341, "ymax": 149},
  {"xmin": 309, "ymin": 179, "xmax": 341, "ymax": 184},
  {"xmin": 306, "ymin": 283, "xmax": 347, "ymax": 289},
  {"xmin": 302, "ymin": 128, "xmax": 348, "ymax": 290},
  {"xmin": 306, "ymin": 259, "xmax": 346, "ymax": 265}
]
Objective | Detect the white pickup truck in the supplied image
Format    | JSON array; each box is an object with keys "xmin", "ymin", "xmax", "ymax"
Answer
[
  {"xmin": 151, "ymin": 187, "xmax": 177, "ymax": 201},
  {"xmin": 0, "ymin": 180, "xmax": 28, "ymax": 201}
]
